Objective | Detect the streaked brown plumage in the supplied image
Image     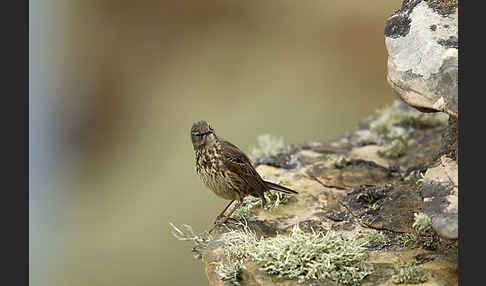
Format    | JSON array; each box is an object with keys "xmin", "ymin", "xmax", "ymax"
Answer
[{"xmin": 190, "ymin": 120, "xmax": 298, "ymax": 230}]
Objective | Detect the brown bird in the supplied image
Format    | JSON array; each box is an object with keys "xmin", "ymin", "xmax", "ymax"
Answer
[{"xmin": 190, "ymin": 120, "xmax": 298, "ymax": 231}]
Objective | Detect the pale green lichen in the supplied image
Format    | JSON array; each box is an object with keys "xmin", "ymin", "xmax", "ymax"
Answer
[
  {"xmin": 369, "ymin": 101, "xmax": 448, "ymax": 159},
  {"xmin": 253, "ymin": 225, "xmax": 373, "ymax": 285},
  {"xmin": 219, "ymin": 224, "xmax": 373, "ymax": 285},
  {"xmin": 220, "ymin": 222, "xmax": 259, "ymax": 264},
  {"xmin": 230, "ymin": 189, "xmax": 292, "ymax": 220},
  {"xmin": 325, "ymin": 154, "xmax": 347, "ymax": 169},
  {"xmin": 169, "ymin": 222, "xmax": 213, "ymax": 259},
  {"xmin": 358, "ymin": 229, "xmax": 391, "ymax": 246},
  {"xmin": 392, "ymin": 265, "xmax": 428, "ymax": 284},
  {"xmin": 403, "ymin": 169, "xmax": 424, "ymax": 184},
  {"xmin": 399, "ymin": 233, "xmax": 418, "ymax": 248},
  {"xmin": 370, "ymin": 102, "xmax": 448, "ymax": 137},
  {"xmin": 413, "ymin": 212, "xmax": 432, "ymax": 232},
  {"xmin": 249, "ymin": 134, "xmax": 285, "ymax": 161},
  {"xmin": 230, "ymin": 197, "xmax": 259, "ymax": 220},
  {"xmin": 378, "ymin": 139, "xmax": 407, "ymax": 159},
  {"xmin": 215, "ymin": 262, "xmax": 243, "ymax": 285},
  {"xmin": 262, "ymin": 188, "xmax": 291, "ymax": 210}
]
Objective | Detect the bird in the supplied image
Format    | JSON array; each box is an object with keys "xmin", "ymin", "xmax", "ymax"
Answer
[{"xmin": 190, "ymin": 120, "xmax": 298, "ymax": 231}]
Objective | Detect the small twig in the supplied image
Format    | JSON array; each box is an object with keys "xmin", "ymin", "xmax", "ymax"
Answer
[{"xmin": 305, "ymin": 174, "xmax": 348, "ymax": 190}]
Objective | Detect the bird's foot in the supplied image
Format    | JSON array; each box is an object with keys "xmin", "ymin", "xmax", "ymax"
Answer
[{"xmin": 213, "ymin": 215, "xmax": 239, "ymax": 225}]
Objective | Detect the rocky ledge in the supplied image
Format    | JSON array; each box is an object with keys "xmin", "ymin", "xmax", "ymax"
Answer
[{"xmin": 171, "ymin": 99, "xmax": 458, "ymax": 286}]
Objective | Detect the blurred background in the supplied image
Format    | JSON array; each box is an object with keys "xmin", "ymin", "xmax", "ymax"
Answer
[{"xmin": 29, "ymin": 0, "xmax": 401, "ymax": 285}]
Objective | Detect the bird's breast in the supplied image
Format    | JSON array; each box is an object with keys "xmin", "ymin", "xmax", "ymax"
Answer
[{"xmin": 194, "ymin": 147, "xmax": 237, "ymax": 200}]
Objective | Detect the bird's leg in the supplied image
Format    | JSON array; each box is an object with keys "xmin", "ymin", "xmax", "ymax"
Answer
[
  {"xmin": 221, "ymin": 200, "xmax": 241, "ymax": 222},
  {"xmin": 209, "ymin": 200, "xmax": 242, "ymax": 233},
  {"xmin": 214, "ymin": 200, "xmax": 235, "ymax": 224}
]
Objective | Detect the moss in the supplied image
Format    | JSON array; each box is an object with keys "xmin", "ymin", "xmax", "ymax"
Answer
[
  {"xmin": 413, "ymin": 212, "xmax": 432, "ymax": 232},
  {"xmin": 392, "ymin": 265, "xmax": 428, "ymax": 284},
  {"xmin": 249, "ymin": 134, "xmax": 285, "ymax": 161},
  {"xmin": 169, "ymin": 222, "xmax": 213, "ymax": 259}
]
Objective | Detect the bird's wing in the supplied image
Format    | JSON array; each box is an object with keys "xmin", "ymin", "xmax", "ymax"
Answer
[{"xmin": 221, "ymin": 140, "xmax": 267, "ymax": 195}]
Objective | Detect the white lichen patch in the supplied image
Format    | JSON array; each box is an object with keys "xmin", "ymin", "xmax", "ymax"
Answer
[
  {"xmin": 254, "ymin": 225, "xmax": 373, "ymax": 285},
  {"xmin": 249, "ymin": 134, "xmax": 285, "ymax": 161},
  {"xmin": 413, "ymin": 212, "xmax": 432, "ymax": 232},
  {"xmin": 215, "ymin": 262, "xmax": 243, "ymax": 285}
]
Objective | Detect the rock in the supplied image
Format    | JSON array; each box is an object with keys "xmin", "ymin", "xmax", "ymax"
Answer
[
  {"xmin": 385, "ymin": 0, "xmax": 458, "ymax": 118},
  {"xmin": 420, "ymin": 156, "xmax": 458, "ymax": 239},
  {"xmin": 383, "ymin": 0, "xmax": 459, "ymax": 240}
]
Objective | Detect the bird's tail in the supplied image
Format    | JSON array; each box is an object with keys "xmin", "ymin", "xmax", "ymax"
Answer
[{"xmin": 264, "ymin": 180, "xmax": 298, "ymax": 194}]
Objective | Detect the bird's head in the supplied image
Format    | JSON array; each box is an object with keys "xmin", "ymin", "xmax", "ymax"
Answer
[{"xmin": 190, "ymin": 120, "xmax": 217, "ymax": 149}]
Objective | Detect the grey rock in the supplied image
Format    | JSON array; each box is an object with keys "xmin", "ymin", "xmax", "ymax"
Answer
[
  {"xmin": 420, "ymin": 157, "xmax": 458, "ymax": 240},
  {"xmin": 385, "ymin": 0, "xmax": 458, "ymax": 117}
]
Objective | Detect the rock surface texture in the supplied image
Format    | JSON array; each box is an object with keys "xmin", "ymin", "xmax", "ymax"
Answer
[
  {"xmin": 175, "ymin": 1, "xmax": 459, "ymax": 285},
  {"xmin": 385, "ymin": 0, "xmax": 458, "ymax": 118}
]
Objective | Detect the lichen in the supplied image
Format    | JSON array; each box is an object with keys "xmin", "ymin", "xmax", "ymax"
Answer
[
  {"xmin": 399, "ymin": 233, "xmax": 418, "ymax": 248},
  {"xmin": 392, "ymin": 265, "xmax": 429, "ymax": 284},
  {"xmin": 220, "ymin": 222, "xmax": 260, "ymax": 264},
  {"xmin": 370, "ymin": 102, "xmax": 447, "ymax": 136},
  {"xmin": 369, "ymin": 101, "xmax": 448, "ymax": 159},
  {"xmin": 403, "ymin": 169, "xmax": 425, "ymax": 184},
  {"xmin": 217, "ymin": 224, "xmax": 373, "ymax": 285},
  {"xmin": 413, "ymin": 212, "xmax": 432, "ymax": 232},
  {"xmin": 230, "ymin": 189, "xmax": 292, "ymax": 220},
  {"xmin": 379, "ymin": 139, "xmax": 407, "ymax": 159},
  {"xmin": 215, "ymin": 262, "xmax": 243, "ymax": 285},
  {"xmin": 169, "ymin": 222, "xmax": 213, "ymax": 259},
  {"xmin": 358, "ymin": 229, "xmax": 391, "ymax": 247},
  {"xmin": 253, "ymin": 225, "xmax": 373, "ymax": 285},
  {"xmin": 230, "ymin": 197, "xmax": 259, "ymax": 220},
  {"xmin": 249, "ymin": 134, "xmax": 285, "ymax": 161},
  {"xmin": 325, "ymin": 154, "xmax": 347, "ymax": 169},
  {"xmin": 426, "ymin": 0, "xmax": 458, "ymax": 15}
]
